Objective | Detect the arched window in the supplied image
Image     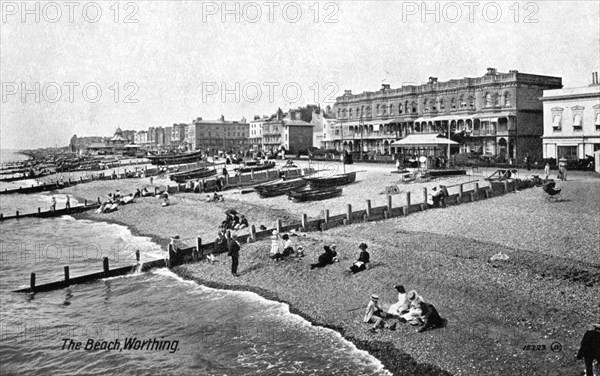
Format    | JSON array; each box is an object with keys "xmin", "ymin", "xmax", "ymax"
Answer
[
  {"xmin": 503, "ymin": 92, "xmax": 511, "ymax": 107},
  {"xmin": 485, "ymin": 93, "xmax": 492, "ymax": 108},
  {"xmin": 356, "ymin": 107, "xmax": 361, "ymax": 118},
  {"xmin": 493, "ymin": 93, "xmax": 500, "ymax": 107},
  {"xmin": 349, "ymin": 108, "xmax": 353, "ymax": 119},
  {"xmin": 411, "ymin": 102, "xmax": 418, "ymax": 113},
  {"xmin": 366, "ymin": 106, "xmax": 371, "ymax": 117},
  {"xmin": 376, "ymin": 104, "xmax": 381, "ymax": 116},
  {"xmin": 389, "ymin": 104, "xmax": 394, "ymax": 116},
  {"xmin": 451, "ymin": 98, "xmax": 457, "ymax": 111},
  {"xmin": 423, "ymin": 98, "xmax": 429, "ymax": 112},
  {"xmin": 382, "ymin": 104, "xmax": 388, "ymax": 116},
  {"xmin": 439, "ymin": 99, "xmax": 445, "ymax": 111},
  {"xmin": 460, "ymin": 95, "xmax": 467, "ymax": 109},
  {"xmin": 399, "ymin": 104, "xmax": 403, "ymax": 114}
]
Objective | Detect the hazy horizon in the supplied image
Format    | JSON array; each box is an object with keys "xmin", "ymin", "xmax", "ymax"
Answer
[{"xmin": 2, "ymin": 0, "xmax": 599, "ymax": 149}]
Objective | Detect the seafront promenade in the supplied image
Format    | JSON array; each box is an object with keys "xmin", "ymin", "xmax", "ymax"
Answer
[{"xmin": 9, "ymin": 160, "xmax": 600, "ymax": 376}]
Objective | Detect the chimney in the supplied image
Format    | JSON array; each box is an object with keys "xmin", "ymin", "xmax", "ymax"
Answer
[
  {"xmin": 219, "ymin": 114, "xmax": 225, "ymax": 121},
  {"xmin": 196, "ymin": 117, "xmax": 202, "ymax": 122},
  {"xmin": 289, "ymin": 110, "xmax": 296, "ymax": 120},
  {"xmin": 592, "ymin": 72, "xmax": 599, "ymax": 85},
  {"xmin": 486, "ymin": 67, "xmax": 497, "ymax": 76},
  {"xmin": 276, "ymin": 108, "xmax": 283, "ymax": 120},
  {"xmin": 381, "ymin": 83, "xmax": 391, "ymax": 90},
  {"xmin": 428, "ymin": 77, "xmax": 438, "ymax": 84},
  {"xmin": 344, "ymin": 90, "xmax": 352, "ymax": 96}
]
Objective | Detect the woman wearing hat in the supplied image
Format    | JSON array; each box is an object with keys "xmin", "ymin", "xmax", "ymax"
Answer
[
  {"xmin": 169, "ymin": 235, "xmax": 182, "ymax": 266},
  {"xmin": 270, "ymin": 230, "xmax": 284, "ymax": 261},
  {"xmin": 310, "ymin": 245, "xmax": 337, "ymax": 269},
  {"xmin": 363, "ymin": 294, "xmax": 388, "ymax": 332},
  {"xmin": 350, "ymin": 243, "xmax": 370, "ymax": 274},
  {"xmin": 388, "ymin": 285, "xmax": 410, "ymax": 316}
]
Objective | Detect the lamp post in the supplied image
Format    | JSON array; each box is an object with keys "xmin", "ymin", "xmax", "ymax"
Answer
[{"xmin": 360, "ymin": 114, "xmax": 364, "ymax": 161}]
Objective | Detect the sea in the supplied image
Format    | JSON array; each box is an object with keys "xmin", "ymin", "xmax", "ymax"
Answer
[{"xmin": 0, "ymin": 149, "xmax": 391, "ymax": 376}]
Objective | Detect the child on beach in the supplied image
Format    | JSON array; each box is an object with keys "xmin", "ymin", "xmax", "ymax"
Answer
[{"xmin": 270, "ymin": 230, "xmax": 284, "ymax": 261}]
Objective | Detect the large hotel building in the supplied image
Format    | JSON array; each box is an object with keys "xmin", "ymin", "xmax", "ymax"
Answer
[{"xmin": 329, "ymin": 68, "xmax": 562, "ymax": 161}]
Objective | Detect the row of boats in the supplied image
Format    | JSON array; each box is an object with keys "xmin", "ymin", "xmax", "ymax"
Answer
[{"xmin": 254, "ymin": 171, "xmax": 356, "ymax": 202}]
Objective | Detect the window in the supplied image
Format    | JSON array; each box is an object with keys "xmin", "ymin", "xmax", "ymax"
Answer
[
  {"xmin": 594, "ymin": 105, "xmax": 600, "ymax": 129},
  {"xmin": 571, "ymin": 106, "xmax": 584, "ymax": 129},
  {"xmin": 469, "ymin": 96, "xmax": 475, "ymax": 109},
  {"xmin": 558, "ymin": 146, "xmax": 577, "ymax": 161},
  {"xmin": 423, "ymin": 99, "xmax": 429, "ymax": 112},
  {"xmin": 349, "ymin": 108, "xmax": 353, "ymax": 119},
  {"xmin": 439, "ymin": 99, "xmax": 445, "ymax": 111},
  {"xmin": 376, "ymin": 104, "xmax": 381, "ymax": 116},
  {"xmin": 504, "ymin": 92, "xmax": 511, "ymax": 107},
  {"xmin": 399, "ymin": 104, "xmax": 403, "ymax": 114},
  {"xmin": 411, "ymin": 102, "xmax": 418, "ymax": 113},
  {"xmin": 382, "ymin": 104, "xmax": 388, "ymax": 116},
  {"xmin": 389, "ymin": 104, "xmax": 394, "ymax": 115},
  {"xmin": 460, "ymin": 95, "xmax": 467, "ymax": 109},
  {"xmin": 451, "ymin": 98, "xmax": 457, "ymax": 111},
  {"xmin": 484, "ymin": 93, "xmax": 492, "ymax": 108}
]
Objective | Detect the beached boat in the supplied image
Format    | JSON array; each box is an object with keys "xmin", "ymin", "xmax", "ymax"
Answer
[
  {"xmin": 254, "ymin": 178, "xmax": 308, "ymax": 198},
  {"xmin": 302, "ymin": 171, "xmax": 356, "ymax": 188},
  {"xmin": 169, "ymin": 167, "xmax": 217, "ymax": 183},
  {"xmin": 287, "ymin": 186, "xmax": 343, "ymax": 202},
  {"xmin": 235, "ymin": 161, "xmax": 276, "ymax": 173},
  {"xmin": 147, "ymin": 150, "xmax": 204, "ymax": 165}
]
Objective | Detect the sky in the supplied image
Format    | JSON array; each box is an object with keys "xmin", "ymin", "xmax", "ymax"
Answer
[{"xmin": 1, "ymin": 0, "xmax": 599, "ymax": 149}]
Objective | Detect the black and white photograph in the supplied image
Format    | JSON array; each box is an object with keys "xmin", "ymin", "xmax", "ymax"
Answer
[{"xmin": 1, "ymin": 1, "xmax": 599, "ymax": 375}]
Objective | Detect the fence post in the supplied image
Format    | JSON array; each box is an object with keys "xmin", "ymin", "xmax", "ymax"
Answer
[
  {"xmin": 302, "ymin": 214, "xmax": 307, "ymax": 231},
  {"xmin": 459, "ymin": 184, "xmax": 464, "ymax": 198},
  {"xmin": 474, "ymin": 183, "xmax": 479, "ymax": 200},
  {"xmin": 194, "ymin": 237, "xmax": 202, "ymax": 261},
  {"xmin": 422, "ymin": 188, "xmax": 428, "ymax": 209},
  {"xmin": 136, "ymin": 250, "xmax": 140, "ymax": 263},
  {"xmin": 366, "ymin": 200, "xmax": 371, "ymax": 218},
  {"xmin": 387, "ymin": 195, "xmax": 393, "ymax": 212},
  {"xmin": 103, "ymin": 257, "xmax": 109, "ymax": 275},
  {"xmin": 324, "ymin": 209, "xmax": 329, "ymax": 225},
  {"xmin": 30, "ymin": 273, "xmax": 36, "ymax": 292},
  {"xmin": 503, "ymin": 181, "xmax": 508, "ymax": 194},
  {"xmin": 64, "ymin": 266, "xmax": 70, "ymax": 284},
  {"xmin": 406, "ymin": 192, "xmax": 411, "ymax": 206},
  {"xmin": 346, "ymin": 204, "xmax": 352, "ymax": 224},
  {"xmin": 276, "ymin": 219, "xmax": 282, "ymax": 233}
]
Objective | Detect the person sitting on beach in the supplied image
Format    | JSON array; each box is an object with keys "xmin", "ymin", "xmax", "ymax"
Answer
[
  {"xmin": 431, "ymin": 186, "xmax": 447, "ymax": 208},
  {"xmin": 388, "ymin": 285, "xmax": 410, "ymax": 316},
  {"xmin": 234, "ymin": 215, "xmax": 249, "ymax": 230},
  {"xmin": 141, "ymin": 187, "xmax": 152, "ymax": 197},
  {"xmin": 213, "ymin": 192, "xmax": 223, "ymax": 202},
  {"xmin": 114, "ymin": 190, "xmax": 122, "ymax": 200},
  {"xmin": 96, "ymin": 202, "xmax": 107, "ymax": 214},
  {"xmin": 296, "ymin": 245, "xmax": 305, "ymax": 258},
  {"xmin": 162, "ymin": 196, "xmax": 170, "ymax": 207},
  {"xmin": 280, "ymin": 234, "xmax": 295, "ymax": 257},
  {"xmin": 121, "ymin": 194, "xmax": 135, "ymax": 205},
  {"xmin": 400, "ymin": 290, "xmax": 425, "ymax": 326},
  {"xmin": 230, "ymin": 214, "xmax": 240, "ymax": 229},
  {"xmin": 134, "ymin": 188, "xmax": 141, "ymax": 199},
  {"xmin": 363, "ymin": 294, "xmax": 393, "ymax": 333},
  {"xmin": 270, "ymin": 230, "xmax": 284, "ymax": 261},
  {"xmin": 222, "ymin": 214, "xmax": 233, "ymax": 229},
  {"xmin": 350, "ymin": 243, "xmax": 370, "ymax": 274},
  {"xmin": 414, "ymin": 300, "xmax": 446, "ymax": 333},
  {"xmin": 206, "ymin": 253, "xmax": 217, "ymax": 263},
  {"xmin": 194, "ymin": 180, "xmax": 201, "ymax": 193},
  {"xmin": 310, "ymin": 245, "xmax": 337, "ymax": 269}
]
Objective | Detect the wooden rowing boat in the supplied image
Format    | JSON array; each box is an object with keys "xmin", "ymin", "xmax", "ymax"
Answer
[
  {"xmin": 147, "ymin": 150, "xmax": 204, "ymax": 165},
  {"xmin": 254, "ymin": 178, "xmax": 308, "ymax": 197},
  {"xmin": 169, "ymin": 167, "xmax": 216, "ymax": 183},
  {"xmin": 287, "ymin": 186, "xmax": 343, "ymax": 202},
  {"xmin": 235, "ymin": 161, "xmax": 276, "ymax": 173},
  {"xmin": 302, "ymin": 171, "xmax": 356, "ymax": 188}
]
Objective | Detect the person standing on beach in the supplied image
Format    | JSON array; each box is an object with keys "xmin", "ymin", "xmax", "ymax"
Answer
[
  {"xmin": 65, "ymin": 195, "xmax": 70, "ymax": 209},
  {"xmin": 544, "ymin": 163, "xmax": 550, "ymax": 180},
  {"xmin": 577, "ymin": 323, "xmax": 600, "ymax": 376},
  {"xmin": 227, "ymin": 231, "xmax": 240, "ymax": 277},
  {"xmin": 270, "ymin": 230, "xmax": 283, "ymax": 261},
  {"xmin": 50, "ymin": 196, "xmax": 56, "ymax": 212}
]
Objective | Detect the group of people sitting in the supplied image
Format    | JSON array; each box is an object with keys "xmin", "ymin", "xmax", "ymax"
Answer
[
  {"xmin": 206, "ymin": 192, "xmax": 225, "ymax": 202},
  {"xmin": 270, "ymin": 230, "xmax": 304, "ymax": 261},
  {"xmin": 98, "ymin": 189, "xmax": 136, "ymax": 214},
  {"xmin": 310, "ymin": 242, "xmax": 370, "ymax": 274},
  {"xmin": 429, "ymin": 185, "xmax": 449, "ymax": 208},
  {"xmin": 363, "ymin": 285, "xmax": 446, "ymax": 334},
  {"xmin": 221, "ymin": 213, "xmax": 249, "ymax": 231}
]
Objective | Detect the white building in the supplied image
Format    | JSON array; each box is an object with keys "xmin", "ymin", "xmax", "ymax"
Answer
[
  {"xmin": 541, "ymin": 73, "xmax": 600, "ymax": 161},
  {"xmin": 249, "ymin": 115, "xmax": 268, "ymax": 151},
  {"xmin": 310, "ymin": 107, "xmax": 337, "ymax": 149}
]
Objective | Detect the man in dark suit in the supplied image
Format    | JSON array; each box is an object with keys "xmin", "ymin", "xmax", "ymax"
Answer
[
  {"xmin": 227, "ymin": 232, "xmax": 240, "ymax": 277},
  {"xmin": 577, "ymin": 323, "xmax": 600, "ymax": 376}
]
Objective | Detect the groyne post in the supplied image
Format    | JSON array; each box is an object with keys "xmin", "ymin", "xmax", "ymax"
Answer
[
  {"xmin": 387, "ymin": 195, "xmax": 393, "ymax": 212},
  {"xmin": 64, "ymin": 266, "xmax": 70, "ymax": 283},
  {"xmin": 302, "ymin": 214, "xmax": 307, "ymax": 231},
  {"xmin": 30, "ymin": 273, "xmax": 36, "ymax": 291},
  {"xmin": 97, "ymin": 197, "xmax": 100, "ymax": 204},
  {"xmin": 474, "ymin": 183, "xmax": 480, "ymax": 200},
  {"xmin": 324, "ymin": 209, "xmax": 329, "ymax": 225},
  {"xmin": 276, "ymin": 219, "xmax": 282, "ymax": 233},
  {"xmin": 250, "ymin": 225, "xmax": 256, "ymax": 241},
  {"xmin": 103, "ymin": 257, "xmax": 109, "ymax": 275},
  {"xmin": 154, "ymin": 187, "xmax": 159, "ymax": 195},
  {"xmin": 16, "ymin": 211, "xmax": 19, "ymax": 218},
  {"xmin": 422, "ymin": 188, "xmax": 428, "ymax": 209},
  {"xmin": 503, "ymin": 181, "xmax": 508, "ymax": 194},
  {"xmin": 366, "ymin": 200, "xmax": 371, "ymax": 218},
  {"xmin": 459, "ymin": 184, "xmax": 464, "ymax": 198},
  {"xmin": 136, "ymin": 250, "xmax": 140, "ymax": 263},
  {"xmin": 194, "ymin": 238, "xmax": 201, "ymax": 261},
  {"xmin": 346, "ymin": 204, "xmax": 352, "ymax": 224},
  {"xmin": 38, "ymin": 208, "xmax": 41, "ymax": 214},
  {"xmin": 406, "ymin": 192, "xmax": 411, "ymax": 206}
]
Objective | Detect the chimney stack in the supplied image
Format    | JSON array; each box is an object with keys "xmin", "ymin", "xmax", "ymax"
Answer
[{"xmin": 381, "ymin": 83, "xmax": 391, "ymax": 90}]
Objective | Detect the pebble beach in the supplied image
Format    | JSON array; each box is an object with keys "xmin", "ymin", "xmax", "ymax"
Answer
[{"xmin": 62, "ymin": 161, "xmax": 599, "ymax": 376}]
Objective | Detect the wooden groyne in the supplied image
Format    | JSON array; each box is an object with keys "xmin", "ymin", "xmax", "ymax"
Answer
[
  {"xmin": 13, "ymin": 178, "xmax": 528, "ymax": 294},
  {"xmin": 0, "ymin": 202, "xmax": 101, "ymax": 221}
]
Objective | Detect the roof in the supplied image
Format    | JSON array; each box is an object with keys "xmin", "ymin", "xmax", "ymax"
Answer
[
  {"xmin": 283, "ymin": 119, "xmax": 313, "ymax": 127},
  {"xmin": 390, "ymin": 133, "xmax": 458, "ymax": 147},
  {"xmin": 110, "ymin": 134, "xmax": 127, "ymax": 141}
]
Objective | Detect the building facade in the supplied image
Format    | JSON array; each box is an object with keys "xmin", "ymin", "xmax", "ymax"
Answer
[
  {"xmin": 312, "ymin": 106, "xmax": 337, "ymax": 150},
  {"xmin": 249, "ymin": 115, "xmax": 268, "ymax": 151},
  {"xmin": 541, "ymin": 73, "xmax": 600, "ymax": 161},
  {"xmin": 186, "ymin": 116, "xmax": 249, "ymax": 151},
  {"xmin": 331, "ymin": 68, "xmax": 562, "ymax": 161},
  {"xmin": 263, "ymin": 108, "xmax": 313, "ymax": 154}
]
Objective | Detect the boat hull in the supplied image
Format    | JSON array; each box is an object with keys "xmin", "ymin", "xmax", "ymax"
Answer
[
  {"xmin": 303, "ymin": 172, "xmax": 356, "ymax": 188},
  {"xmin": 287, "ymin": 186, "xmax": 343, "ymax": 202}
]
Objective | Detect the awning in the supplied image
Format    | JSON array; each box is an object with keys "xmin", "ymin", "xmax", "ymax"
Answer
[
  {"xmin": 573, "ymin": 114, "xmax": 582, "ymax": 127},
  {"xmin": 552, "ymin": 115, "xmax": 561, "ymax": 128},
  {"xmin": 390, "ymin": 134, "xmax": 459, "ymax": 147}
]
